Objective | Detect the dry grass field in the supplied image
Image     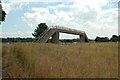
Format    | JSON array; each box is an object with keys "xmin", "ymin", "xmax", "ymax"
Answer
[{"xmin": 2, "ymin": 42, "xmax": 118, "ymax": 78}]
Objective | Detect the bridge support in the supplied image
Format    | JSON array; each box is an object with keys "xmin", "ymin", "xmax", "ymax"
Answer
[
  {"xmin": 79, "ymin": 35, "xmax": 85, "ymax": 42},
  {"xmin": 51, "ymin": 32, "xmax": 59, "ymax": 44}
]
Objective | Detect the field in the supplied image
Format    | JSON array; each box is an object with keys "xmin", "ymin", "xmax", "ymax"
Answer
[{"xmin": 2, "ymin": 42, "xmax": 118, "ymax": 78}]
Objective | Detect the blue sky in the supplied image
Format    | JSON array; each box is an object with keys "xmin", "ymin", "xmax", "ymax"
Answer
[{"xmin": 1, "ymin": 0, "xmax": 119, "ymax": 39}]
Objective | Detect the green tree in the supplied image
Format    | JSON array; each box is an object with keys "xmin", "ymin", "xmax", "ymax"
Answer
[
  {"xmin": 32, "ymin": 23, "xmax": 48, "ymax": 38},
  {"xmin": 95, "ymin": 36, "xmax": 109, "ymax": 42},
  {"xmin": 95, "ymin": 36, "xmax": 100, "ymax": 42},
  {"xmin": 110, "ymin": 35, "xmax": 119, "ymax": 42},
  {"xmin": 0, "ymin": 1, "xmax": 6, "ymax": 22}
]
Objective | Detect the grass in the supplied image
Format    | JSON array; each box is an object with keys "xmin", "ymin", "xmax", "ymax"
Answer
[{"xmin": 2, "ymin": 42, "xmax": 118, "ymax": 78}]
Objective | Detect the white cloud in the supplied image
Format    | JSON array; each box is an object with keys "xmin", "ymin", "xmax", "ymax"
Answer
[
  {"xmin": 71, "ymin": 0, "xmax": 108, "ymax": 8},
  {"xmin": 57, "ymin": 4, "xmax": 67, "ymax": 8},
  {"xmin": 6, "ymin": 0, "xmax": 119, "ymax": 3},
  {"xmin": 100, "ymin": 8, "xmax": 118, "ymax": 26},
  {"xmin": 1, "ymin": 32, "xmax": 33, "ymax": 38},
  {"xmin": 2, "ymin": 2, "xmax": 11, "ymax": 14},
  {"xmin": 28, "ymin": 24, "xmax": 33, "ymax": 27},
  {"xmin": 22, "ymin": 9, "xmax": 81, "ymax": 30},
  {"xmin": 21, "ymin": 0, "xmax": 118, "ymax": 39},
  {"xmin": 7, "ymin": 0, "xmax": 65, "ymax": 3},
  {"xmin": 2, "ymin": 1, "xmax": 29, "ymax": 14},
  {"xmin": 32, "ymin": 8, "xmax": 49, "ymax": 14},
  {"xmin": 48, "ymin": 4, "xmax": 67, "ymax": 10},
  {"xmin": 108, "ymin": 0, "xmax": 119, "ymax": 2}
]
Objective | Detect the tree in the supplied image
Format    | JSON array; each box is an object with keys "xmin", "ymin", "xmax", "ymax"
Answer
[
  {"xmin": 110, "ymin": 35, "xmax": 119, "ymax": 42},
  {"xmin": 95, "ymin": 36, "xmax": 100, "ymax": 42},
  {"xmin": 2, "ymin": 10, "xmax": 6, "ymax": 21},
  {"xmin": 95, "ymin": 36, "xmax": 109, "ymax": 42},
  {"xmin": 32, "ymin": 23, "xmax": 48, "ymax": 38},
  {"xmin": 0, "ymin": 1, "xmax": 6, "ymax": 22}
]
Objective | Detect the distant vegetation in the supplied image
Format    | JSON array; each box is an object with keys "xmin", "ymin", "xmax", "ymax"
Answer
[
  {"xmin": 2, "ymin": 43, "xmax": 118, "ymax": 78},
  {"xmin": 1, "ymin": 38, "xmax": 81, "ymax": 43},
  {"xmin": 95, "ymin": 35, "xmax": 120, "ymax": 42},
  {"xmin": 1, "ymin": 38, "xmax": 35, "ymax": 43},
  {"xmin": 1, "ymin": 35, "xmax": 120, "ymax": 43}
]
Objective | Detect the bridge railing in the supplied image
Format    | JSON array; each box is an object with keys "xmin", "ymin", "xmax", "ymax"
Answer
[
  {"xmin": 33, "ymin": 28, "xmax": 50, "ymax": 42},
  {"xmin": 36, "ymin": 28, "xmax": 50, "ymax": 41},
  {"xmin": 49, "ymin": 25, "xmax": 85, "ymax": 33}
]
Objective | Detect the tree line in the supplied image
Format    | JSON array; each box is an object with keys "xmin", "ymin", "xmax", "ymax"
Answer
[
  {"xmin": 95, "ymin": 35, "xmax": 120, "ymax": 42},
  {"xmin": 1, "ymin": 35, "xmax": 120, "ymax": 43},
  {"xmin": 1, "ymin": 38, "xmax": 35, "ymax": 43},
  {"xmin": 1, "ymin": 38, "xmax": 80, "ymax": 43}
]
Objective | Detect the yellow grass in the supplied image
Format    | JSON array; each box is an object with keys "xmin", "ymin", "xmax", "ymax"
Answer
[{"xmin": 2, "ymin": 42, "xmax": 118, "ymax": 78}]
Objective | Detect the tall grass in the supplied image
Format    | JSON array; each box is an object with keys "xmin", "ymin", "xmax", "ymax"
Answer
[{"xmin": 2, "ymin": 42, "xmax": 118, "ymax": 78}]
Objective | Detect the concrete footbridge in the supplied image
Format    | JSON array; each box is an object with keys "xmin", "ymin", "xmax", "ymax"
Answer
[{"xmin": 34, "ymin": 25, "xmax": 89, "ymax": 44}]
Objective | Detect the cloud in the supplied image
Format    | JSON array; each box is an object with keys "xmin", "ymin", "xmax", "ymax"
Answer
[
  {"xmin": 100, "ymin": 8, "xmax": 118, "ymax": 26},
  {"xmin": 22, "ymin": 8, "xmax": 81, "ymax": 30},
  {"xmin": 7, "ymin": 0, "xmax": 65, "ymax": 3},
  {"xmin": 32, "ymin": 8, "xmax": 49, "ymax": 14},
  {"xmin": 2, "ymin": 1, "xmax": 29, "ymax": 14},
  {"xmin": 2, "ymin": 2, "xmax": 11, "ymax": 14},
  {"xmin": 108, "ymin": 0, "xmax": 119, "ymax": 2},
  {"xmin": 48, "ymin": 4, "xmax": 68, "ymax": 10},
  {"xmin": 5, "ymin": 0, "xmax": 119, "ymax": 3},
  {"xmin": 28, "ymin": 24, "xmax": 33, "ymax": 27},
  {"xmin": 71, "ymin": 0, "xmax": 108, "ymax": 8},
  {"xmin": 1, "ymin": 31, "xmax": 33, "ymax": 38},
  {"xmin": 21, "ymin": 0, "xmax": 118, "ymax": 38}
]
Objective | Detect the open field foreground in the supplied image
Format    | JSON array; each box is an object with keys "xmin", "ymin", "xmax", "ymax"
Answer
[{"xmin": 2, "ymin": 42, "xmax": 118, "ymax": 78}]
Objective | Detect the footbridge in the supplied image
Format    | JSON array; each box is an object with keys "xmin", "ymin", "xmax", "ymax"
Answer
[{"xmin": 34, "ymin": 25, "xmax": 89, "ymax": 44}]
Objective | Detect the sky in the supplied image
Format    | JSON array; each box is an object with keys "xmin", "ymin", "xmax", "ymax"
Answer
[{"xmin": 0, "ymin": 0, "xmax": 119, "ymax": 39}]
